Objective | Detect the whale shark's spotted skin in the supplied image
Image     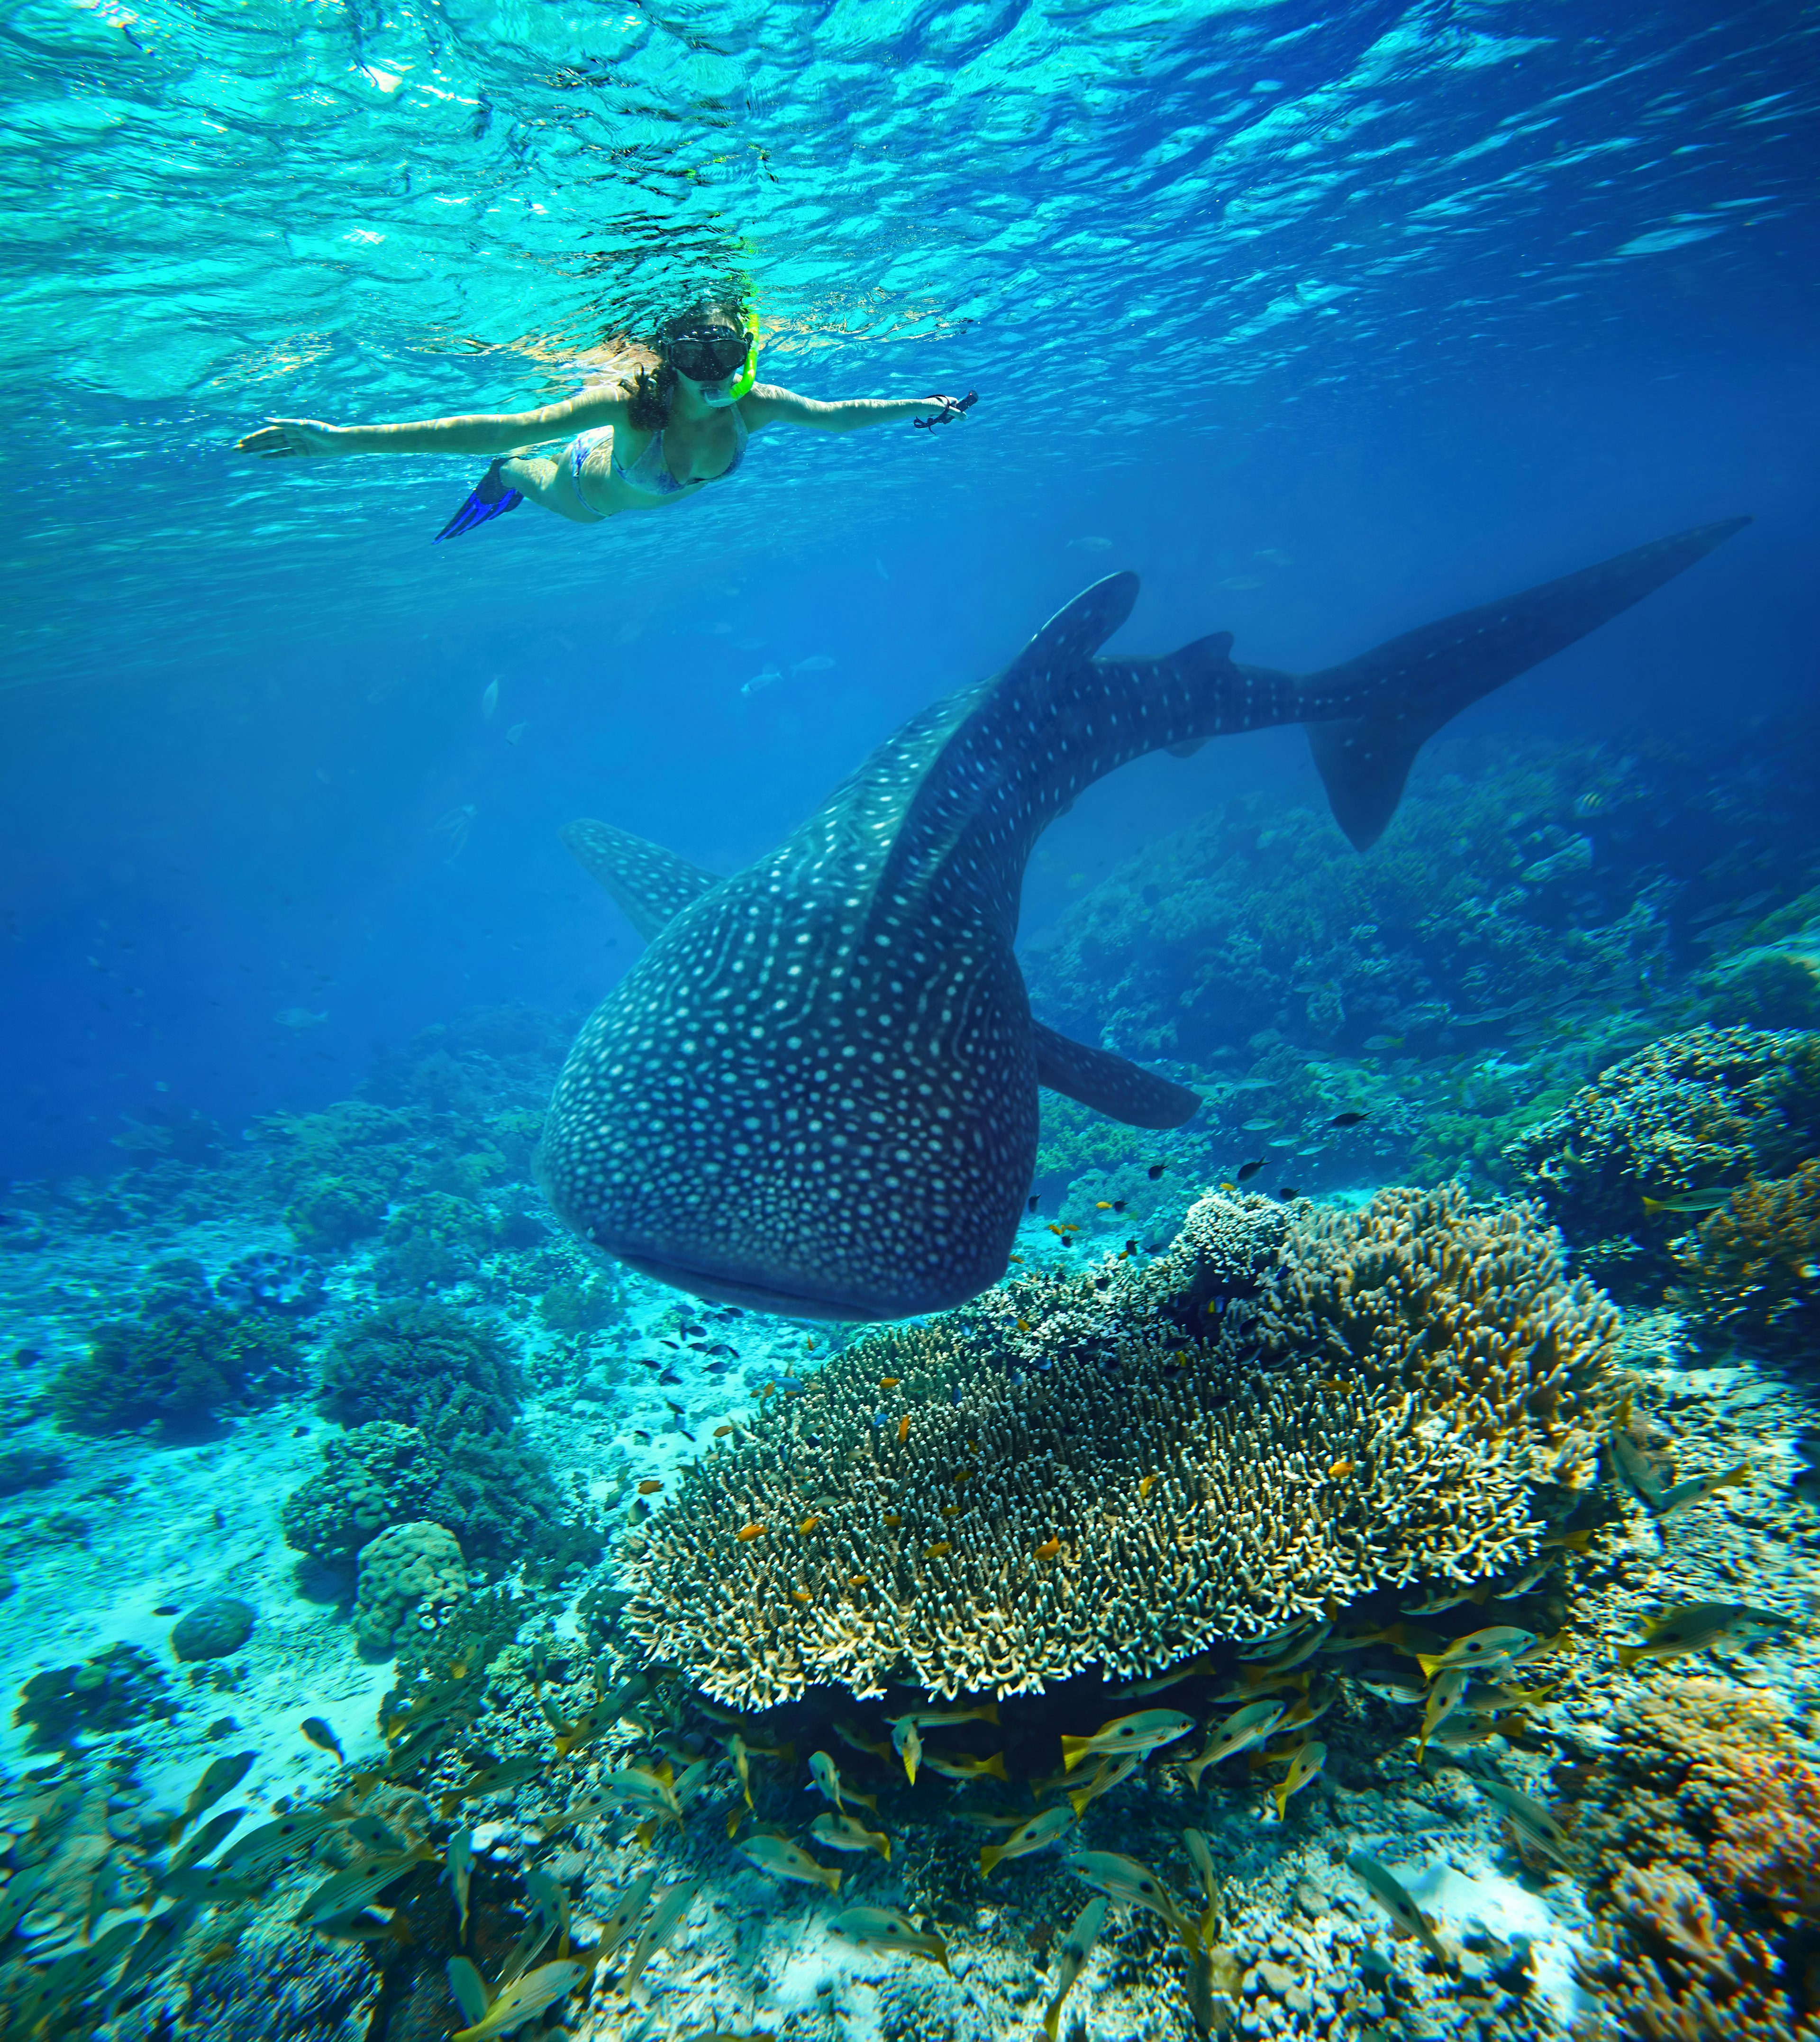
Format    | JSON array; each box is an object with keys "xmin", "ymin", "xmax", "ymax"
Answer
[{"xmin": 540, "ymin": 521, "xmax": 1746, "ymax": 1320}]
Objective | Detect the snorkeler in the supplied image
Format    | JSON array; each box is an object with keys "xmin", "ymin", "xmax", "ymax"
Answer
[{"xmin": 235, "ymin": 301, "xmax": 978, "ymax": 542}]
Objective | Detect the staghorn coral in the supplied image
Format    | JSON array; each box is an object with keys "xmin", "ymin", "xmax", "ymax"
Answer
[
  {"xmin": 1673, "ymin": 1160, "xmax": 1820, "ymax": 1362},
  {"xmin": 1505, "ymin": 1024, "xmax": 1820, "ymax": 1243},
  {"xmin": 623, "ymin": 1184, "xmax": 1618, "ymax": 1708},
  {"xmin": 1574, "ymin": 1678, "xmax": 1820, "ymax": 2041}
]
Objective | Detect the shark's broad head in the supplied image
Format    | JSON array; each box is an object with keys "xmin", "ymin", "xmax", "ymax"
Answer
[{"xmin": 540, "ymin": 517, "xmax": 1747, "ymax": 1320}]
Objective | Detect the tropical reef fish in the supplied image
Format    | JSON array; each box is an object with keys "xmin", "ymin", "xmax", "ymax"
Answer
[
  {"xmin": 1068, "ymin": 1753, "xmax": 1141, "ymax": 1817},
  {"xmin": 828, "ymin": 1905, "xmax": 950, "ymax": 1970},
  {"xmin": 300, "ymin": 1717, "xmax": 345, "ymax": 1763},
  {"xmin": 1615, "ymin": 1602, "xmax": 1795, "ymax": 1669},
  {"xmin": 1657, "ymin": 1466, "xmax": 1752, "ymax": 1516},
  {"xmin": 540, "ymin": 521, "xmax": 1746, "ymax": 1320},
  {"xmin": 1183, "ymin": 1700, "xmax": 1287, "ymax": 1786},
  {"xmin": 1044, "ymin": 1896, "xmax": 1109, "ymax": 2042},
  {"xmin": 1060, "ymin": 1709, "xmax": 1195, "ymax": 1771},
  {"xmin": 735, "ymin": 1834, "xmax": 842, "ymax": 1894},
  {"xmin": 892, "ymin": 1718, "xmax": 923, "ymax": 1786},
  {"xmin": 979, "ymin": 1803, "xmax": 1076, "ymax": 1878},
  {"xmin": 810, "ymin": 1810, "xmax": 892, "ymax": 1860},
  {"xmin": 294, "ymin": 1843, "xmax": 436, "ymax": 1929},
  {"xmin": 1350, "ymin": 1853, "xmax": 1451, "ymax": 1965},
  {"xmin": 885, "ymin": 1702, "xmax": 1000, "ymax": 1729},
  {"xmin": 451, "ymin": 1960, "xmax": 586, "ymax": 2042},
  {"xmin": 1064, "ymin": 1849, "xmax": 1201, "ymax": 1953},
  {"xmin": 1414, "ymin": 1628, "xmax": 1538, "ymax": 1679},
  {"xmin": 1472, "ymin": 1776, "xmax": 1574, "ymax": 1865},
  {"xmin": 919, "ymin": 1748, "xmax": 1010, "ymax": 1783},
  {"xmin": 444, "ymin": 1829, "xmax": 474, "ymax": 1939},
  {"xmin": 1640, "ymin": 1185, "xmax": 1738, "ymax": 1216},
  {"xmin": 1271, "ymin": 1741, "xmax": 1326, "ymax": 1819},
  {"xmin": 620, "ymin": 1878, "xmax": 696, "ymax": 1994}
]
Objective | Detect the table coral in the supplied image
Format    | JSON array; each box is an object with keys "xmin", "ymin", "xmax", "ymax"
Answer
[
  {"xmin": 1505, "ymin": 1023, "xmax": 1820, "ymax": 1242},
  {"xmin": 1572, "ymin": 1678, "xmax": 1820, "ymax": 2041},
  {"xmin": 1673, "ymin": 1159, "xmax": 1820, "ymax": 1362},
  {"xmin": 621, "ymin": 1184, "xmax": 1618, "ymax": 1708}
]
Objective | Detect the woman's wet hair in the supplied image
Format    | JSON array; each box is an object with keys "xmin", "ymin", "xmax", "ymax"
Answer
[{"xmin": 626, "ymin": 298, "xmax": 748, "ymax": 429}]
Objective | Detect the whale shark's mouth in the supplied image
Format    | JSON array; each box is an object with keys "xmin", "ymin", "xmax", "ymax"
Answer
[{"xmin": 609, "ymin": 1246, "xmax": 931, "ymax": 1324}]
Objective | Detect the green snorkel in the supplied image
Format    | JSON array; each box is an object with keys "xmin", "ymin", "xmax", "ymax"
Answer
[{"xmin": 726, "ymin": 315, "xmax": 760, "ymax": 401}]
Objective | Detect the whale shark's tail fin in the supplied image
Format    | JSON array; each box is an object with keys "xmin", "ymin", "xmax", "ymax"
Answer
[{"xmin": 1298, "ymin": 515, "xmax": 1751, "ymax": 850}]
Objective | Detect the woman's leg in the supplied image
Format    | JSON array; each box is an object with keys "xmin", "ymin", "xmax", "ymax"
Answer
[{"xmin": 501, "ymin": 454, "xmax": 603, "ymax": 525}]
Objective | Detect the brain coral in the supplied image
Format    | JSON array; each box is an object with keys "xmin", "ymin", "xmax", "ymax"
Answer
[
  {"xmin": 623, "ymin": 1185, "xmax": 1617, "ymax": 1707},
  {"xmin": 1504, "ymin": 1023, "xmax": 1820, "ymax": 1240},
  {"xmin": 352, "ymin": 1521, "xmax": 467, "ymax": 1654}
]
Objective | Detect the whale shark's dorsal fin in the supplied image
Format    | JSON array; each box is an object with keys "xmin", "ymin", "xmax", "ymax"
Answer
[
  {"xmin": 1297, "ymin": 515, "xmax": 1752, "ymax": 849},
  {"xmin": 561, "ymin": 819, "xmax": 719, "ymax": 942},
  {"xmin": 1012, "ymin": 572, "xmax": 1140, "ymax": 678},
  {"xmin": 1032, "ymin": 1022, "xmax": 1202, "ymax": 1130}
]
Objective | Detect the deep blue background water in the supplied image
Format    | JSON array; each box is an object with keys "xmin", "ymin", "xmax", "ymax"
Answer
[{"xmin": 3, "ymin": 0, "xmax": 1816, "ymax": 1182}]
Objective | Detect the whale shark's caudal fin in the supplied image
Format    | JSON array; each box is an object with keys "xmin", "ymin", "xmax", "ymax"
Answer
[
  {"xmin": 1297, "ymin": 515, "xmax": 1751, "ymax": 850},
  {"xmin": 1032, "ymin": 1022, "xmax": 1202, "ymax": 1130},
  {"xmin": 560, "ymin": 819, "xmax": 719, "ymax": 941}
]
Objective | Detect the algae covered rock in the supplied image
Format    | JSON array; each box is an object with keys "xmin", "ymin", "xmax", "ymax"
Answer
[
  {"xmin": 170, "ymin": 1595, "xmax": 256, "ymax": 1663},
  {"xmin": 281, "ymin": 1421, "xmax": 441, "ymax": 1566},
  {"xmin": 352, "ymin": 1521, "xmax": 467, "ymax": 1653}
]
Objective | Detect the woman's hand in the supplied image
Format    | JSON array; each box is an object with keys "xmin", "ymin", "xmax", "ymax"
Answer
[{"xmin": 236, "ymin": 418, "xmax": 349, "ymax": 458}]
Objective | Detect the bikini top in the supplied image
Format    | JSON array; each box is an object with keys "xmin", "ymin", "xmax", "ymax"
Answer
[{"xmin": 612, "ymin": 405, "xmax": 749, "ymax": 497}]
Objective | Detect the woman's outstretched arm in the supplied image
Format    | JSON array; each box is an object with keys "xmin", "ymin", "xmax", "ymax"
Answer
[
  {"xmin": 741, "ymin": 386, "xmax": 973, "ymax": 434},
  {"xmin": 237, "ymin": 384, "xmax": 630, "ymax": 459}
]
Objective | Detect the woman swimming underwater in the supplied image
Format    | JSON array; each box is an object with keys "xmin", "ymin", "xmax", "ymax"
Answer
[{"xmin": 236, "ymin": 300, "xmax": 977, "ymax": 542}]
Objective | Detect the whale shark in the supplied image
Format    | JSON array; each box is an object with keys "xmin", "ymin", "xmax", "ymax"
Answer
[{"xmin": 539, "ymin": 517, "xmax": 1747, "ymax": 1321}]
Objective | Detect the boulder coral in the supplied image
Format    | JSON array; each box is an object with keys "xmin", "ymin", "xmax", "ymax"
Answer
[
  {"xmin": 622, "ymin": 1184, "xmax": 1618, "ymax": 1708},
  {"xmin": 352, "ymin": 1520, "xmax": 467, "ymax": 1654},
  {"xmin": 1505, "ymin": 1023, "xmax": 1820, "ymax": 1242},
  {"xmin": 281, "ymin": 1422, "xmax": 442, "ymax": 1567}
]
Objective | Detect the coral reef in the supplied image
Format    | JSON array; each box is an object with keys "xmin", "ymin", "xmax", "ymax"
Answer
[
  {"xmin": 623, "ymin": 1184, "xmax": 1618, "ymax": 1707},
  {"xmin": 50, "ymin": 1290, "xmax": 299, "ymax": 1437},
  {"xmin": 1673, "ymin": 1160, "xmax": 1820, "ymax": 1362},
  {"xmin": 280, "ymin": 1420, "xmax": 443, "ymax": 1567},
  {"xmin": 13, "ymin": 1646, "xmax": 176, "ymax": 1750},
  {"xmin": 212, "ymin": 1250, "xmax": 325, "ymax": 1316},
  {"xmin": 316, "ymin": 1300, "xmax": 521, "ymax": 1434},
  {"xmin": 372, "ymin": 1189, "xmax": 498, "ymax": 1294},
  {"xmin": 1505, "ymin": 1024, "xmax": 1820, "ymax": 1242},
  {"xmin": 1573, "ymin": 1677, "xmax": 1820, "ymax": 2041},
  {"xmin": 170, "ymin": 1595, "xmax": 256, "ymax": 1663},
  {"xmin": 352, "ymin": 1519, "xmax": 467, "ymax": 1653}
]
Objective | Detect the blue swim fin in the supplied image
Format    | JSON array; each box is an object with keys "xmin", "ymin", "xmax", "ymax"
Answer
[{"xmin": 433, "ymin": 460, "xmax": 523, "ymax": 543}]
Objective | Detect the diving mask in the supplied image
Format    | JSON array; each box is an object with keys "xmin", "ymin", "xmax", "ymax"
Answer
[{"xmin": 667, "ymin": 320, "xmax": 758, "ymax": 406}]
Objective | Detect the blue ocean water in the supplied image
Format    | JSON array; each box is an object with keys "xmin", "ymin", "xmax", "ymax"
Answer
[{"xmin": 3, "ymin": 3, "xmax": 1820, "ymax": 2038}]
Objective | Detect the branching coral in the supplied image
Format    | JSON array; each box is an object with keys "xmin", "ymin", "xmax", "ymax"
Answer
[
  {"xmin": 1574, "ymin": 1678, "xmax": 1820, "ymax": 2041},
  {"xmin": 1505, "ymin": 1024, "xmax": 1820, "ymax": 1242},
  {"xmin": 622, "ymin": 1185, "xmax": 1618, "ymax": 1708},
  {"xmin": 1673, "ymin": 1160, "xmax": 1820, "ymax": 1361}
]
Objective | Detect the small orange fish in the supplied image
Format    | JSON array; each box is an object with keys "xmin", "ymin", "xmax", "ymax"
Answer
[
  {"xmin": 1328, "ymin": 1459, "xmax": 1355, "ymax": 1479},
  {"xmin": 848, "ymin": 1575, "xmax": 870, "ymax": 1587},
  {"xmin": 941, "ymin": 1504, "xmax": 961, "ymax": 1518},
  {"xmin": 758, "ymin": 1382, "xmax": 776, "ymax": 1401},
  {"xmin": 897, "ymin": 1414, "xmax": 911, "ymax": 1444},
  {"xmin": 1095, "ymin": 1200, "xmax": 1113, "ymax": 1210},
  {"xmin": 953, "ymin": 1470, "xmax": 973, "ymax": 1486},
  {"xmin": 925, "ymin": 1541, "xmax": 952, "ymax": 1559},
  {"xmin": 737, "ymin": 1523, "xmax": 764, "ymax": 1541},
  {"xmin": 1048, "ymin": 1223, "xmax": 1066, "ymax": 1236},
  {"xmin": 798, "ymin": 1515, "xmax": 822, "ymax": 1535},
  {"xmin": 881, "ymin": 1377, "xmax": 901, "ymax": 1389},
  {"xmin": 1017, "ymin": 1319, "xmax": 1034, "ymax": 1332},
  {"xmin": 448, "ymin": 1661, "xmax": 467, "ymax": 1682},
  {"xmin": 713, "ymin": 1424, "xmax": 734, "ymax": 1438},
  {"xmin": 637, "ymin": 1479, "xmax": 663, "ymax": 1495},
  {"xmin": 1007, "ymin": 1253, "xmax": 1023, "ymax": 1264},
  {"xmin": 1035, "ymin": 1538, "xmax": 1061, "ymax": 1561},
  {"xmin": 792, "ymin": 1589, "xmax": 812, "ymax": 1605},
  {"xmin": 883, "ymin": 1512, "xmax": 903, "ymax": 1527},
  {"xmin": 1138, "ymin": 1475, "xmax": 1157, "ymax": 1500}
]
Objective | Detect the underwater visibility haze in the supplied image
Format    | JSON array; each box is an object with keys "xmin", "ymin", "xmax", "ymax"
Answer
[{"xmin": 1, "ymin": 2, "xmax": 1819, "ymax": 2039}]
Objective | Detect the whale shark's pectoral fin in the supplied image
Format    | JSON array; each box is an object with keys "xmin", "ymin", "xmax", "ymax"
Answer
[
  {"xmin": 1298, "ymin": 514, "xmax": 1751, "ymax": 850},
  {"xmin": 560, "ymin": 819, "xmax": 722, "ymax": 943},
  {"xmin": 1032, "ymin": 1022, "xmax": 1202, "ymax": 1130}
]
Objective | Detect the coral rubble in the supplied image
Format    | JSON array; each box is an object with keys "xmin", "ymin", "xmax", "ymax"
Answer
[{"xmin": 623, "ymin": 1184, "xmax": 1618, "ymax": 1707}]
